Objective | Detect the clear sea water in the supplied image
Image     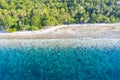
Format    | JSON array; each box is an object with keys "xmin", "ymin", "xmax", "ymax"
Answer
[{"xmin": 0, "ymin": 39, "xmax": 120, "ymax": 80}]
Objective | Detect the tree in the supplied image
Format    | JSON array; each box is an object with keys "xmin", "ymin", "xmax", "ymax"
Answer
[
  {"xmin": 0, "ymin": 0, "xmax": 120, "ymax": 32},
  {"xmin": 41, "ymin": 15, "xmax": 58, "ymax": 26}
]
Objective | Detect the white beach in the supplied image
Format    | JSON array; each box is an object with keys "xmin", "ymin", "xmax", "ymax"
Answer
[{"xmin": 0, "ymin": 23, "xmax": 120, "ymax": 39}]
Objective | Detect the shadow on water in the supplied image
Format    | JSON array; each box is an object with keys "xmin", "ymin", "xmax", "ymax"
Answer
[{"xmin": 0, "ymin": 45, "xmax": 120, "ymax": 80}]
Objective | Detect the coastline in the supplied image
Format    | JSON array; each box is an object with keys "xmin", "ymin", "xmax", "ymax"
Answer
[{"xmin": 0, "ymin": 23, "xmax": 120, "ymax": 39}]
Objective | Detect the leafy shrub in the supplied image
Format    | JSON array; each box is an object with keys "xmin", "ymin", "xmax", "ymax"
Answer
[{"xmin": 7, "ymin": 28, "xmax": 17, "ymax": 32}]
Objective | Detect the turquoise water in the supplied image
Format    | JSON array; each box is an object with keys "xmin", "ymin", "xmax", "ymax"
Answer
[{"xmin": 0, "ymin": 39, "xmax": 120, "ymax": 80}]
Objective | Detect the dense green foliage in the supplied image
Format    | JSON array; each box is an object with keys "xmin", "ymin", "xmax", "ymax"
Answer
[{"xmin": 0, "ymin": 0, "xmax": 120, "ymax": 31}]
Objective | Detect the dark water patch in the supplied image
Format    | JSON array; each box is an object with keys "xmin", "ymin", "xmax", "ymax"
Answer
[{"xmin": 0, "ymin": 46, "xmax": 120, "ymax": 80}]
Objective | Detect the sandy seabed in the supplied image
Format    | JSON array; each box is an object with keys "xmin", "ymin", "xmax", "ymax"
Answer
[{"xmin": 0, "ymin": 39, "xmax": 120, "ymax": 48}]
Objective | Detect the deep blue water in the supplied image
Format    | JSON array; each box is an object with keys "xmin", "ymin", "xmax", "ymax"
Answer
[{"xmin": 0, "ymin": 44, "xmax": 120, "ymax": 80}]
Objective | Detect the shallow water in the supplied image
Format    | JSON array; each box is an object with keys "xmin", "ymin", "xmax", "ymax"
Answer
[{"xmin": 0, "ymin": 39, "xmax": 120, "ymax": 80}]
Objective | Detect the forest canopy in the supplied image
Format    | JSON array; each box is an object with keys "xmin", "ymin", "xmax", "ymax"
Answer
[{"xmin": 0, "ymin": 0, "xmax": 120, "ymax": 32}]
